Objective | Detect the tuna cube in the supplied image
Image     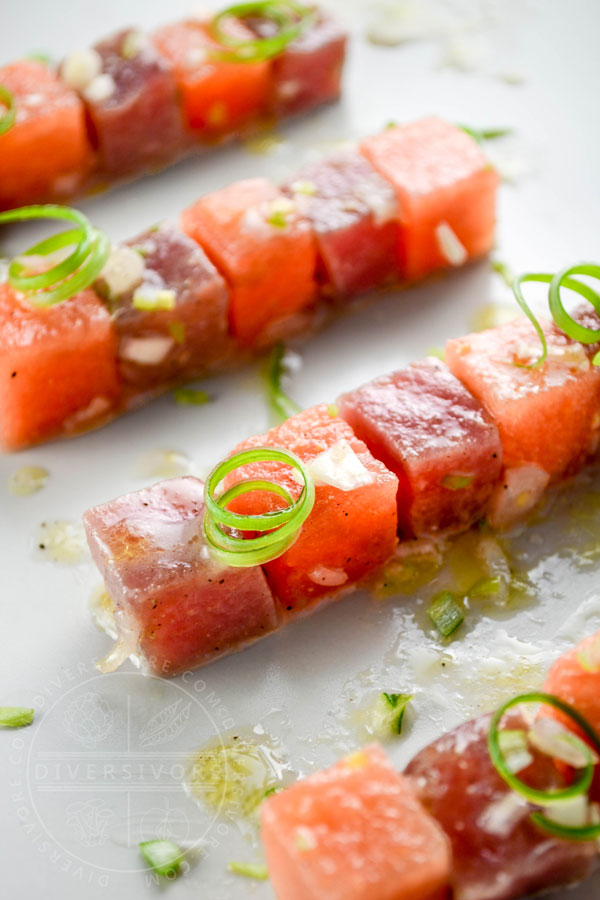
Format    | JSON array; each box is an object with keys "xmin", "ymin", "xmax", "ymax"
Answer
[
  {"xmin": 225, "ymin": 404, "xmax": 398, "ymax": 611},
  {"xmin": 0, "ymin": 60, "xmax": 92, "ymax": 209},
  {"xmin": 445, "ymin": 318, "xmax": 600, "ymax": 480},
  {"xmin": 247, "ymin": 12, "xmax": 347, "ymax": 116},
  {"xmin": 405, "ymin": 713, "xmax": 597, "ymax": 900},
  {"xmin": 338, "ymin": 358, "xmax": 502, "ymax": 537},
  {"xmin": 360, "ymin": 118, "xmax": 498, "ymax": 281},
  {"xmin": 182, "ymin": 177, "xmax": 317, "ymax": 346},
  {"xmin": 282, "ymin": 151, "xmax": 398, "ymax": 298},
  {"xmin": 153, "ymin": 19, "xmax": 270, "ymax": 135},
  {"xmin": 0, "ymin": 285, "xmax": 121, "ymax": 450},
  {"xmin": 65, "ymin": 29, "xmax": 186, "ymax": 177},
  {"xmin": 100, "ymin": 223, "xmax": 232, "ymax": 390},
  {"xmin": 83, "ymin": 476, "xmax": 279, "ymax": 675},
  {"xmin": 261, "ymin": 743, "xmax": 451, "ymax": 900}
]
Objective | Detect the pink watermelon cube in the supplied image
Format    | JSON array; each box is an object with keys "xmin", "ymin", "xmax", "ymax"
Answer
[
  {"xmin": 360, "ymin": 118, "xmax": 498, "ymax": 281},
  {"xmin": 225, "ymin": 404, "xmax": 399, "ymax": 612},
  {"xmin": 103, "ymin": 223, "xmax": 232, "ymax": 391},
  {"xmin": 405, "ymin": 713, "xmax": 597, "ymax": 900},
  {"xmin": 282, "ymin": 151, "xmax": 398, "ymax": 297},
  {"xmin": 337, "ymin": 358, "xmax": 502, "ymax": 537},
  {"xmin": 73, "ymin": 29, "xmax": 186, "ymax": 177},
  {"xmin": 83, "ymin": 476, "xmax": 279, "ymax": 675},
  {"xmin": 261, "ymin": 743, "xmax": 451, "ymax": 900},
  {"xmin": 445, "ymin": 318, "xmax": 600, "ymax": 480}
]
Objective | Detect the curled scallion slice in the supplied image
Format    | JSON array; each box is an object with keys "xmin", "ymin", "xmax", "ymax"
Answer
[
  {"xmin": 210, "ymin": 1, "xmax": 315, "ymax": 63},
  {"xmin": 0, "ymin": 83, "xmax": 16, "ymax": 136}
]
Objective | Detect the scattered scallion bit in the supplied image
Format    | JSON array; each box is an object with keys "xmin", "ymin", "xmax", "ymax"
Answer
[
  {"xmin": 25, "ymin": 52, "xmax": 53, "ymax": 65},
  {"xmin": 263, "ymin": 785, "xmax": 279, "ymax": 800},
  {"xmin": 468, "ymin": 576, "xmax": 501, "ymax": 599},
  {"xmin": 227, "ymin": 861, "xmax": 269, "ymax": 881},
  {"xmin": 491, "ymin": 259, "xmax": 515, "ymax": 288},
  {"xmin": 243, "ymin": 132, "xmax": 284, "ymax": 156},
  {"xmin": 441, "ymin": 473, "xmax": 474, "ymax": 491},
  {"xmin": 173, "ymin": 387, "xmax": 210, "ymax": 406},
  {"xmin": 8, "ymin": 465, "xmax": 49, "ymax": 496},
  {"xmin": 327, "ymin": 403, "xmax": 339, "ymax": 418},
  {"xmin": 366, "ymin": 692, "xmax": 412, "ymax": 737},
  {"xmin": 139, "ymin": 840, "xmax": 184, "ymax": 878},
  {"xmin": 428, "ymin": 590, "xmax": 464, "ymax": 637},
  {"xmin": 132, "ymin": 288, "xmax": 176, "ymax": 311},
  {"xmin": 427, "ymin": 346, "xmax": 445, "ymax": 360},
  {"xmin": 168, "ymin": 321, "xmax": 187, "ymax": 345},
  {"xmin": 0, "ymin": 707, "xmax": 34, "ymax": 728},
  {"xmin": 459, "ymin": 124, "xmax": 513, "ymax": 144},
  {"xmin": 266, "ymin": 209, "xmax": 289, "ymax": 228},
  {"xmin": 290, "ymin": 179, "xmax": 317, "ymax": 196},
  {"xmin": 0, "ymin": 83, "xmax": 16, "ymax": 136},
  {"xmin": 385, "ymin": 120, "xmax": 398, "ymax": 130},
  {"xmin": 263, "ymin": 342, "xmax": 301, "ymax": 423}
]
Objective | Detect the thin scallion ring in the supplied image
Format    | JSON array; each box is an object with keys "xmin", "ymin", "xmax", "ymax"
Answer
[
  {"xmin": 210, "ymin": 1, "xmax": 315, "ymax": 63},
  {"xmin": 0, "ymin": 83, "xmax": 16, "ymax": 136},
  {"xmin": 203, "ymin": 446, "xmax": 315, "ymax": 567},
  {"xmin": 0, "ymin": 205, "xmax": 110, "ymax": 307},
  {"xmin": 488, "ymin": 692, "xmax": 598, "ymax": 805}
]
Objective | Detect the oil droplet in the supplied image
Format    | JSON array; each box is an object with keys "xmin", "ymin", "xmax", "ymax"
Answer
[
  {"xmin": 135, "ymin": 448, "xmax": 192, "ymax": 480},
  {"xmin": 35, "ymin": 520, "xmax": 88, "ymax": 564},
  {"xmin": 242, "ymin": 131, "xmax": 285, "ymax": 156},
  {"xmin": 8, "ymin": 465, "xmax": 49, "ymax": 496}
]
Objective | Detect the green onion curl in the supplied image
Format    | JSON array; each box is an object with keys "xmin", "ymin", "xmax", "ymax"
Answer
[
  {"xmin": 0, "ymin": 83, "xmax": 16, "ymax": 136},
  {"xmin": 210, "ymin": 1, "xmax": 315, "ymax": 63}
]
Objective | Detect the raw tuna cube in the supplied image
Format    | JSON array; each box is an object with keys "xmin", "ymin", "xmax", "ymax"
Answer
[
  {"xmin": 65, "ymin": 30, "xmax": 186, "ymax": 177},
  {"xmin": 225, "ymin": 404, "xmax": 398, "ymax": 611},
  {"xmin": 282, "ymin": 151, "xmax": 398, "ymax": 298},
  {"xmin": 445, "ymin": 318, "xmax": 600, "ymax": 480},
  {"xmin": 405, "ymin": 713, "xmax": 597, "ymax": 900},
  {"xmin": 338, "ymin": 358, "xmax": 502, "ymax": 537},
  {"xmin": 101, "ymin": 223, "xmax": 232, "ymax": 390},
  {"xmin": 543, "ymin": 630, "xmax": 600, "ymax": 740},
  {"xmin": 153, "ymin": 19, "xmax": 270, "ymax": 135},
  {"xmin": 0, "ymin": 60, "xmax": 92, "ymax": 209},
  {"xmin": 0, "ymin": 284, "xmax": 121, "ymax": 450},
  {"xmin": 83, "ymin": 476, "xmax": 279, "ymax": 675},
  {"xmin": 261, "ymin": 743, "xmax": 451, "ymax": 900},
  {"xmin": 247, "ymin": 12, "xmax": 347, "ymax": 116},
  {"xmin": 360, "ymin": 118, "xmax": 498, "ymax": 281},
  {"xmin": 182, "ymin": 178, "xmax": 317, "ymax": 346}
]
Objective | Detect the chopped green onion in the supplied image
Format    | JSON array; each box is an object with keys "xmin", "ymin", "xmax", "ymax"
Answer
[
  {"xmin": 227, "ymin": 861, "xmax": 269, "ymax": 880},
  {"xmin": 263, "ymin": 785, "xmax": 279, "ymax": 799},
  {"xmin": 25, "ymin": 52, "xmax": 53, "ymax": 65},
  {"xmin": 427, "ymin": 346, "xmax": 445, "ymax": 360},
  {"xmin": 384, "ymin": 120, "xmax": 398, "ymax": 130},
  {"xmin": 459, "ymin": 124, "xmax": 513, "ymax": 144},
  {"xmin": 139, "ymin": 840, "xmax": 184, "ymax": 877},
  {"xmin": 327, "ymin": 403, "xmax": 339, "ymax": 418},
  {"xmin": 468, "ymin": 576, "xmax": 501, "ymax": 599},
  {"xmin": 441, "ymin": 473, "xmax": 474, "ymax": 491},
  {"xmin": 210, "ymin": 1, "xmax": 315, "ymax": 64},
  {"xmin": 428, "ymin": 590, "xmax": 464, "ymax": 637},
  {"xmin": 291, "ymin": 179, "xmax": 317, "ymax": 196},
  {"xmin": 173, "ymin": 387, "xmax": 210, "ymax": 406},
  {"xmin": 168, "ymin": 321, "xmax": 187, "ymax": 344},
  {"xmin": 367, "ymin": 692, "xmax": 412, "ymax": 736},
  {"xmin": 0, "ymin": 205, "xmax": 110, "ymax": 307},
  {"xmin": 132, "ymin": 288, "xmax": 176, "ymax": 311},
  {"xmin": 0, "ymin": 83, "xmax": 16, "ymax": 136},
  {"xmin": 264, "ymin": 342, "xmax": 301, "ymax": 423},
  {"xmin": 530, "ymin": 810, "xmax": 600, "ymax": 842},
  {"xmin": 488, "ymin": 692, "xmax": 600, "ymax": 808},
  {"xmin": 203, "ymin": 446, "xmax": 315, "ymax": 567},
  {"xmin": 0, "ymin": 707, "xmax": 34, "ymax": 728},
  {"xmin": 266, "ymin": 209, "xmax": 289, "ymax": 228}
]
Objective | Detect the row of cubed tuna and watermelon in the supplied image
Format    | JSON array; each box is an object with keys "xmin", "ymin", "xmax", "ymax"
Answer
[
  {"xmin": 84, "ymin": 304, "xmax": 600, "ymax": 676},
  {"xmin": 260, "ymin": 629, "xmax": 600, "ymax": 900},
  {"xmin": 0, "ymin": 5, "xmax": 346, "ymax": 209},
  {"xmin": 1, "ymin": 117, "xmax": 499, "ymax": 451}
]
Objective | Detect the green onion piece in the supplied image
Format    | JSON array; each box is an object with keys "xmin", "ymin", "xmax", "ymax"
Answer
[
  {"xmin": 132, "ymin": 289, "xmax": 176, "ymax": 311},
  {"xmin": 139, "ymin": 840, "xmax": 184, "ymax": 877},
  {"xmin": 367, "ymin": 692, "xmax": 412, "ymax": 736},
  {"xmin": 385, "ymin": 120, "xmax": 398, "ymax": 130},
  {"xmin": 203, "ymin": 446, "xmax": 315, "ymax": 567},
  {"xmin": 0, "ymin": 205, "xmax": 110, "ymax": 307},
  {"xmin": 266, "ymin": 209, "xmax": 289, "ymax": 228},
  {"xmin": 228, "ymin": 861, "xmax": 269, "ymax": 880},
  {"xmin": 459, "ymin": 124, "xmax": 513, "ymax": 143},
  {"xmin": 327, "ymin": 403, "xmax": 339, "ymax": 418},
  {"xmin": 426, "ymin": 346, "xmax": 445, "ymax": 360},
  {"xmin": 441, "ymin": 473, "xmax": 474, "ymax": 491},
  {"xmin": 0, "ymin": 83, "xmax": 16, "ymax": 136},
  {"xmin": 263, "ymin": 785, "xmax": 279, "ymax": 800},
  {"xmin": 0, "ymin": 706, "xmax": 34, "ymax": 728},
  {"xmin": 468, "ymin": 576, "xmax": 501, "ymax": 599},
  {"xmin": 263, "ymin": 342, "xmax": 301, "ymax": 423},
  {"xmin": 530, "ymin": 810, "xmax": 600, "ymax": 842},
  {"xmin": 428, "ymin": 590, "xmax": 464, "ymax": 637},
  {"xmin": 168, "ymin": 321, "xmax": 187, "ymax": 344},
  {"xmin": 210, "ymin": 1, "xmax": 315, "ymax": 64},
  {"xmin": 173, "ymin": 387, "xmax": 210, "ymax": 406},
  {"xmin": 488, "ymin": 692, "xmax": 600, "ymax": 807},
  {"xmin": 25, "ymin": 52, "xmax": 53, "ymax": 65}
]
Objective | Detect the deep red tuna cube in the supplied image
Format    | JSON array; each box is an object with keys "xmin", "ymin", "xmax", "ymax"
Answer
[
  {"xmin": 83, "ymin": 476, "xmax": 279, "ymax": 675},
  {"xmin": 282, "ymin": 151, "xmax": 398, "ymax": 298},
  {"xmin": 338, "ymin": 358, "xmax": 502, "ymax": 537},
  {"xmin": 68, "ymin": 29, "xmax": 186, "ymax": 177},
  {"xmin": 99, "ymin": 223, "xmax": 232, "ymax": 391},
  {"xmin": 405, "ymin": 713, "xmax": 597, "ymax": 900}
]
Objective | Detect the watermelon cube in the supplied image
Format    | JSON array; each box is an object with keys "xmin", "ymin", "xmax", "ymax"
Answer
[
  {"xmin": 225, "ymin": 404, "xmax": 398, "ymax": 611},
  {"xmin": 0, "ymin": 60, "xmax": 92, "ymax": 209},
  {"xmin": 83, "ymin": 476, "xmax": 279, "ymax": 675},
  {"xmin": 103, "ymin": 223, "xmax": 232, "ymax": 390},
  {"xmin": 360, "ymin": 118, "xmax": 498, "ymax": 281},
  {"xmin": 181, "ymin": 178, "xmax": 317, "ymax": 346},
  {"xmin": 0, "ymin": 284, "xmax": 121, "ymax": 450},
  {"xmin": 261, "ymin": 743, "xmax": 451, "ymax": 900},
  {"xmin": 247, "ymin": 12, "xmax": 347, "ymax": 116},
  {"xmin": 543, "ymin": 630, "xmax": 600, "ymax": 740},
  {"xmin": 282, "ymin": 151, "xmax": 398, "ymax": 297},
  {"xmin": 445, "ymin": 319, "xmax": 600, "ymax": 480},
  {"xmin": 69, "ymin": 29, "xmax": 186, "ymax": 177},
  {"xmin": 405, "ymin": 713, "xmax": 597, "ymax": 900},
  {"xmin": 338, "ymin": 358, "xmax": 502, "ymax": 537},
  {"xmin": 153, "ymin": 19, "xmax": 270, "ymax": 135}
]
